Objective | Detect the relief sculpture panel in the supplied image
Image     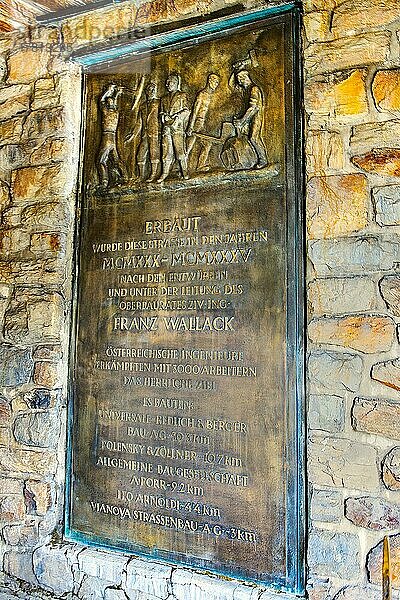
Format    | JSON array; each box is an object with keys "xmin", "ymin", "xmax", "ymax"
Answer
[{"xmin": 67, "ymin": 6, "xmax": 304, "ymax": 594}]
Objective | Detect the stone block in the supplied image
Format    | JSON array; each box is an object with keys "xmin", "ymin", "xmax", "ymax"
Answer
[
  {"xmin": 333, "ymin": 586, "xmax": 380, "ymax": 600},
  {"xmin": 0, "ymin": 84, "xmax": 30, "ymax": 121},
  {"xmin": 4, "ymin": 550, "xmax": 38, "ymax": 585},
  {"xmin": 171, "ymin": 569, "xmax": 259, "ymax": 600},
  {"xmin": 307, "ymin": 174, "xmax": 369, "ymax": 239},
  {"xmin": 373, "ymin": 69, "xmax": 400, "ymax": 113},
  {"xmin": 105, "ymin": 590, "xmax": 129, "ymax": 600},
  {"xmin": 306, "ymin": 130, "xmax": 345, "ymax": 176},
  {"xmin": 345, "ymin": 496, "xmax": 400, "ymax": 530},
  {"xmin": 0, "ymin": 117, "xmax": 24, "ymax": 145},
  {"xmin": 308, "ymin": 350, "xmax": 363, "ymax": 394},
  {"xmin": 309, "ymin": 315, "xmax": 395, "ymax": 353},
  {"xmin": 78, "ymin": 549, "xmax": 128, "ymax": 585},
  {"xmin": 0, "ymin": 345, "xmax": 33, "ymax": 387},
  {"xmin": 332, "ymin": 0, "xmax": 400, "ymax": 37},
  {"xmin": 0, "ymin": 478, "xmax": 22, "ymax": 495},
  {"xmin": 33, "ymin": 545, "xmax": 74, "ymax": 595},
  {"xmin": 2, "ymin": 523, "xmax": 39, "ymax": 547},
  {"xmin": 311, "ymin": 488, "xmax": 343, "ymax": 523},
  {"xmin": 24, "ymin": 107, "xmax": 65, "ymax": 140},
  {"xmin": 30, "ymin": 232, "xmax": 64, "ymax": 256},
  {"xmin": 308, "ymin": 529, "xmax": 360, "ymax": 579},
  {"xmin": 308, "ymin": 394, "xmax": 345, "ymax": 432},
  {"xmin": 379, "ymin": 275, "xmax": 400, "ymax": 316},
  {"xmin": 0, "ymin": 448, "xmax": 57, "ymax": 476},
  {"xmin": 305, "ymin": 70, "xmax": 368, "ymax": 122},
  {"xmin": 0, "ymin": 180, "xmax": 10, "ymax": 214},
  {"xmin": 78, "ymin": 576, "xmax": 111, "ymax": 599},
  {"xmin": 352, "ymin": 149, "xmax": 400, "ymax": 176},
  {"xmin": 371, "ymin": 358, "xmax": 400, "ymax": 392},
  {"xmin": 373, "ymin": 185, "xmax": 400, "ymax": 226},
  {"xmin": 367, "ymin": 534, "xmax": 400, "ymax": 588},
  {"xmin": 13, "ymin": 411, "xmax": 60, "ymax": 448},
  {"xmin": 12, "ymin": 164, "xmax": 71, "ymax": 203},
  {"xmin": 7, "ymin": 49, "xmax": 49, "ymax": 84},
  {"xmin": 351, "ymin": 120, "xmax": 400, "ymax": 155},
  {"xmin": 304, "ymin": 11, "xmax": 330, "ymax": 43},
  {"xmin": 352, "ymin": 397, "xmax": 400, "ymax": 439},
  {"xmin": 0, "ymin": 396, "xmax": 11, "ymax": 421},
  {"xmin": 304, "ymin": 32, "xmax": 391, "ymax": 76},
  {"xmin": 32, "ymin": 77, "xmax": 59, "ymax": 111},
  {"xmin": 25, "ymin": 480, "xmax": 51, "ymax": 515},
  {"xmin": 382, "ymin": 447, "xmax": 400, "ymax": 490},
  {"xmin": 33, "ymin": 362, "xmax": 60, "ymax": 388},
  {"xmin": 4, "ymin": 292, "xmax": 64, "ymax": 345},
  {"xmin": 126, "ymin": 558, "xmax": 172, "ymax": 600},
  {"xmin": 33, "ymin": 345, "xmax": 62, "ymax": 360},
  {"xmin": 308, "ymin": 436, "xmax": 379, "ymax": 490},
  {"xmin": 30, "ymin": 138, "xmax": 70, "ymax": 166},
  {"xmin": 309, "ymin": 277, "xmax": 380, "ymax": 316},
  {"xmin": 0, "ymin": 495, "xmax": 25, "ymax": 522},
  {"xmin": 309, "ymin": 236, "xmax": 400, "ymax": 277},
  {"xmin": 0, "ymin": 427, "xmax": 10, "ymax": 446},
  {"xmin": 0, "ymin": 227, "xmax": 30, "ymax": 255},
  {"xmin": 21, "ymin": 201, "xmax": 71, "ymax": 230}
]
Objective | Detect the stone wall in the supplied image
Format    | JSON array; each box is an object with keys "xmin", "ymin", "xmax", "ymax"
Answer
[{"xmin": 0, "ymin": 0, "xmax": 400, "ymax": 598}]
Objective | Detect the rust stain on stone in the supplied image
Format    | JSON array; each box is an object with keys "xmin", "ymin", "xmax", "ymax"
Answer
[{"xmin": 352, "ymin": 149, "xmax": 400, "ymax": 176}]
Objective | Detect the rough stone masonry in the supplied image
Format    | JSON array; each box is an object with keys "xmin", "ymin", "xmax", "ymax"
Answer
[{"xmin": 0, "ymin": 0, "xmax": 400, "ymax": 598}]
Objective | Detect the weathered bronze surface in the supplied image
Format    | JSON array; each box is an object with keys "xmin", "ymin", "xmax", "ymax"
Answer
[{"xmin": 67, "ymin": 7, "xmax": 304, "ymax": 593}]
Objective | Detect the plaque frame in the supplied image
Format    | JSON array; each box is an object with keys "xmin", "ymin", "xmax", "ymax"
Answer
[{"xmin": 65, "ymin": 3, "xmax": 305, "ymax": 594}]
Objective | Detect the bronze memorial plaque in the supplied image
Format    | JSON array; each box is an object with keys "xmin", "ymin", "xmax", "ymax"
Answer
[{"xmin": 67, "ymin": 4, "xmax": 304, "ymax": 594}]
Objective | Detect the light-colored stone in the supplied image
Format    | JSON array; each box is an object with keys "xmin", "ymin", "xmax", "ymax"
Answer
[
  {"xmin": 0, "ymin": 449, "xmax": 57, "ymax": 476},
  {"xmin": 24, "ymin": 107, "xmax": 65, "ymax": 140},
  {"xmin": 306, "ymin": 130, "xmax": 345, "ymax": 176},
  {"xmin": 0, "ymin": 85, "xmax": 30, "ymax": 120},
  {"xmin": 0, "ymin": 495, "xmax": 25, "ymax": 522},
  {"xmin": 24, "ymin": 480, "xmax": 51, "ymax": 515},
  {"xmin": 309, "ymin": 277, "xmax": 380, "ymax": 316},
  {"xmin": 305, "ymin": 70, "xmax": 368, "ymax": 122},
  {"xmin": 2, "ymin": 523, "xmax": 39, "ymax": 547},
  {"xmin": 78, "ymin": 575, "xmax": 110, "ymax": 600},
  {"xmin": 307, "ymin": 174, "xmax": 369, "ymax": 239},
  {"xmin": 382, "ymin": 447, "xmax": 400, "ymax": 490},
  {"xmin": 308, "ymin": 350, "xmax": 363, "ymax": 394},
  {"xmin": 351, "ymin": 120, "xmax": 400, "ymax": 155},
  {"xmin": 367, "ymin": 534, "xmax": 400, "ymax": 588},
  {"xmin": 78, "ymin": 549, "xmax": 128, "ymax": 585},
  {"xmin": 352, "ymin": 149, "xmax": 400, "ymax": 176},
  {"xmin": 33, "ymin": 545, "xmax": 74, "ymax": 595},
  {"xmin": 373, "ymin": 69, "xmax": 400, "ymax": 113},
  {"xmin": 30, "ymin": 232, "xmax": 64, "ymax": 256},
  {"xmin": 12, "ymin": 164, "xmax": 72, "ymax": 204},
  {"xmin": 332, "ymin": 0, "xmax": 400, "ymax": 37},
  {"xmin": 371, "ymin": 358, "xmax": 400, "ymax": 392},
  {"xmin": 32, "ymin": 77, "xmax": 59, "ymax": 111},
  {"xmin": 309, "ymin": 236, "xmax": 400, "ymax": 277},
  {"xmin": 4, "ymin": 291, "xmax": 65, "ymax": 345},
  {"xmin": 311, "ymin": 489, "xmax": 343, "ymax": 523},
  {"xmin": 13, "ymin": 411, "xmax": 60, "ymax": 448},
  {"xmin": 333, "ymin": 585, "xmax": 380, "ymax": 600},
  {"xmin": 126, "ymin": 558, "xmax": 172, "ymax": 600},
  {"xmin": 0, "ymin": 180, "xmax": 10, "ymax": 214},
  {"xmin": 352, "ymin": 397, "xmax": 400, "ymax": 439},
  {"xmin": 7, "ymin": 49, "xmax": 49, "ymax": 84},
  {"xmin": 345, "ymin": 496, "xmax": 400, "ymax": 530},
  {"xmin": 21, "ymin": 201, "xmax": 71, "ymax": 230},
  {"xmin": 309, "ymin": 394, "xmax": 345, "ymax": 432},
  {"xmin": 172, "ymin": 569, "xmax": 260, "ymax": 600},
  {"xmin": 308, "ymin": 315, "xmax": 395, "ymax": 353},
  {"xmin": 308, "ymin": 436, "xmax": 379, "ymax": 490},
  {"xmin": 305, "ymin": 32, "xmax": 391, "ymax": 76},
  {"xmin": 379, "ymin": 275, "xmax": 400, "ymax": 316},
  {"xmin": 30, "ymin": 138, "xmax": 70, "ymax": 166},
  {"xmin": 308, "ymin": 529, "xmax": 360, "ymax": 579},
  {"xmin": 304, "ymin": 11, "xmax": 331, "ymax": 43},
  {"xmin": 4, "ymin": 550, "xmax": 38, "ymax": 585},
  {"xmin": 373, "ymin": 185, "xmax": 400, "ymax": 226},
  {"xmin": 105, "ymin": 589, "xmax": 129, "ymax": 600}
]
